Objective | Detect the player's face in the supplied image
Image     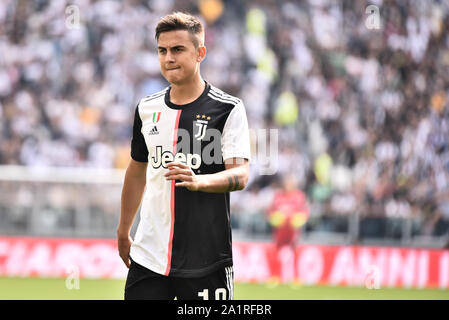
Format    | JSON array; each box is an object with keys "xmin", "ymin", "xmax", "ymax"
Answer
[{"xmin": 157, "ymin": 30, "xmax": 204, "ymax": 85}]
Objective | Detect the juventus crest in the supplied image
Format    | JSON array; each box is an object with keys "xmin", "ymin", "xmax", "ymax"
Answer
[{"xmin": 194, "ymin": 114, "xmax": 210, "ymax": 141}]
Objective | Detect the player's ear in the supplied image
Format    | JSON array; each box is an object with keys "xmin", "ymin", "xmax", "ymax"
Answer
[{"xmin": 197, "ymin": 45, "xmax": 206, "ymax": 62}]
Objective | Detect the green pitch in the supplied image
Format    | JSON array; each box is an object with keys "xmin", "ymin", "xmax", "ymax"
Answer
[{"xmin": 0, "ymin": 277, "xmax": 448, "ymax": 300}]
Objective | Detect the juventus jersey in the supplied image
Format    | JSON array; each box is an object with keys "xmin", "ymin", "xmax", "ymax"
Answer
[{"xmin": 130, "ymin": 81, "xmax": 251, "ymax": 278}]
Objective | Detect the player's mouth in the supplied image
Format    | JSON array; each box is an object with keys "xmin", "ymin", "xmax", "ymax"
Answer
[{"xmin": 166, "ymin": 67, "xmax": 180, "ymax": 71}]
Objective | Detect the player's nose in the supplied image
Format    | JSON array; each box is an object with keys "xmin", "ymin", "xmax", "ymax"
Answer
[{"xmin": 165, "ymin": 51, "xmax": 176, "ymax": 63}]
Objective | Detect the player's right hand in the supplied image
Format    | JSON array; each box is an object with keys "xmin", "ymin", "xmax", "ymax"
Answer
[{"xmin": 117, "ymin": 235, "xmax": 133, "ymax": 268}]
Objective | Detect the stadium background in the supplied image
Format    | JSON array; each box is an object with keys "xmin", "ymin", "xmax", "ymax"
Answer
[{"xmin": 0, "ymin": 0, "xmax": 449, "ymax": 299}]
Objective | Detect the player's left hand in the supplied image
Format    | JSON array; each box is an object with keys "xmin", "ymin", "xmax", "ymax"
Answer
[{"xmin": 164, "ymin": 162, "xmax": 203, "ymax": 191}]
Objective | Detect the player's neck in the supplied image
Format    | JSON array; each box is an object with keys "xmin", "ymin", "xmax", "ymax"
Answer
[{"xmin": 169, "ymin": 75, "xmax": 205, "ymax": 105}]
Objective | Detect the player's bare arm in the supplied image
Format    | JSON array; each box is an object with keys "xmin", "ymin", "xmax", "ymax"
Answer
[
  {"xmin": 117, "ymin": 159, "xmax": 147, "ymax": 267},
  {"xmin": 164, "ymin": 158, "xmax": 249, "ymax": 193}
]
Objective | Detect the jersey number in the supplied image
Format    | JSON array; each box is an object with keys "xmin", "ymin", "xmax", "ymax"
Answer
[{"xmin": 198, "ymin": 288, "xmax": 227, "ymax": 300}]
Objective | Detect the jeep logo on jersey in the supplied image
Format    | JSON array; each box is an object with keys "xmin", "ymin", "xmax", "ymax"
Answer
[{"xmin": 151, "ymin": 146, "xmax": 201, "ymax": 169}]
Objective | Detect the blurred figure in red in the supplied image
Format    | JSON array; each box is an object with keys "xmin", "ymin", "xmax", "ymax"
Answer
[
  {"xmin": 268, "ymin": 174, "xmax": 309, "ymax": 248},
  {"xmin": 267, "ymin": 174, "xmax": 309, "ymax": 284}
]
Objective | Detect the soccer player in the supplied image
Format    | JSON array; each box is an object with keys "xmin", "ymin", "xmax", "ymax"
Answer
[{"xmin": 117, "ymin": 12, "xmax": 251, "ymax": 300}]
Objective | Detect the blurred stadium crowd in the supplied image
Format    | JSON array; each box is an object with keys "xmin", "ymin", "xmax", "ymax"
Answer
[{"xmin": 1, "ymin": 0, "xmax": 449, "ymax": 243}]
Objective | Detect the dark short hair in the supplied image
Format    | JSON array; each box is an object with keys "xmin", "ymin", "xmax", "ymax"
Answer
[{"xmin": 155, "ymin": 12, "xmax": 204, "ymax": 48}]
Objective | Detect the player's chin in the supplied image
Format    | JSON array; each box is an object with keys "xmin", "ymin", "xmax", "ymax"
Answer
[{"xmin": 163, "ymin": 73, "xmax": 184, "ymax": 85}]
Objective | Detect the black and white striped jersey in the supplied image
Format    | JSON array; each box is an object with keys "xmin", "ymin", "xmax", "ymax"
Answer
[{"xmin": 130, "ymin": 81, "xmax": 251, "ymax": 278}]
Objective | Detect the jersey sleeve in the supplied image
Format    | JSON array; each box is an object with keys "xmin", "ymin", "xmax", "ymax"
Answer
[
  {"xmin": 130, "ymin": 104, "xmax": 149, "ymax": 162},
  {"xmin": 221, "ymin": 101, "xmax": 251, "ymax": 162}
]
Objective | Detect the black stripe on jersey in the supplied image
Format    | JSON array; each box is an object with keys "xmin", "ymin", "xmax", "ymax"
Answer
[
  {"xmin": 130, "ymin": 104, "xmax": 149, "ymax": 162},
  {"xmin": 168, "ymin": 82, "xmax": 236, "ymax": 277},
  {"xmin": 208, "ymin": 89, "xmax": 240, "ymax": 105},
  {"xmin": 146, "ymin": 87, "xmax": 169, "ymax": 99},
  {"xmin": 207, "ymin": 92, "xmax": 240, "ymax": 106},
  {"xmin": 141, "ymin": 88, "xmax": 169, "ymax": 103},
  {"xmin": 209, "ymin": 86, "xmax": 239, "ymax": 100},
  {"xmin": 142, "ymin": 90, "xmax": 167, "ymax": 102},
  {"xmin": 209, "ymin": 88, "xmax": 241, "ymax": 105}
]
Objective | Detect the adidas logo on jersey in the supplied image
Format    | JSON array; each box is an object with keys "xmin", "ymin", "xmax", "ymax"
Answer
[{"xmin": 149, "ymin": 126, "xmax": 159, "ymax": 135}]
